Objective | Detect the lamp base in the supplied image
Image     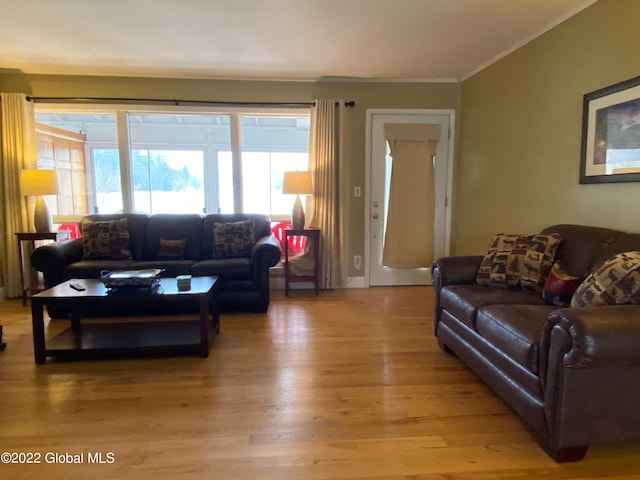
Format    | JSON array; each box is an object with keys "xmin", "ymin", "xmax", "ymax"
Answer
[
  {"xmin": 291, "ymin": 195, "xmax": 305, "ymax": 230},
  {"xmin": 34, "ymin": 196, "xmax": 53, "ymax": 233}
]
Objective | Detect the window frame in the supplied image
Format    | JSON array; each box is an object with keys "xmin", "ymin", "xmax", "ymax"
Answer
[{"xmin": 34, "ymin": 103, "xmax": 311, "ymax": 221}]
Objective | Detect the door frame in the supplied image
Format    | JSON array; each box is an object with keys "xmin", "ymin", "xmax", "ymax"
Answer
[{"xmin": 364, "ymin": 108, "xmax": 456, "ymax": 287}]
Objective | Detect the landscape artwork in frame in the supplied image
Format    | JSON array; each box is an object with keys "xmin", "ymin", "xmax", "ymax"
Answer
[{"xmin": 580, "ymin": 75, "xmax": 640, "ymax": 184}]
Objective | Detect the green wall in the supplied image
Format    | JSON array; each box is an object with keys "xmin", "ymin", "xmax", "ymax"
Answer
[
  {"xmin": 0, "ymin": 73, "xmax": 460, "ymax": 277},
  {"xmin": 456, "ymin": 0, "xmax": 640, "ymax": 255}
]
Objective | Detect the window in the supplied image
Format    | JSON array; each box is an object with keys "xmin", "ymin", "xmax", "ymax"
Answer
[{"xmin": 34, "ymin": 107, "xmax": 310, "ymax": 221}]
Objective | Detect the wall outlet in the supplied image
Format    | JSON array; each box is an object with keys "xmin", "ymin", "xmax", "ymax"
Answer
[
  {"xmin": 354, "ymin": 255, "xmax": 362, "ymax": 271},
  {"xmin": 354, "ymin": 186, "xmax": 361, "ymax": 197}
]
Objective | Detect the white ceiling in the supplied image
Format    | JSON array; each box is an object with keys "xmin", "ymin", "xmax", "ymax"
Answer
[{"xmin": 0, "ymin": 0, "xmax": 597, "ymax": 82}]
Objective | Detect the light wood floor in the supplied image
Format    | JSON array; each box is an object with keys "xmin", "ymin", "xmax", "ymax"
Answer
[{"xmin": 1, "ymin": 286, "xmax": 640, "ymax": 479}]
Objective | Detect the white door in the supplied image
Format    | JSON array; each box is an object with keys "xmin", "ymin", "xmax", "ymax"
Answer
[{"xmin": 366, "ymin": 110, "xmax": 454, "ymax": 286}]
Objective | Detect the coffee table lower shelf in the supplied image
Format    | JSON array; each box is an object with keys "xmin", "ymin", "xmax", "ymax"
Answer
[{"xmin": 45, "ymin": 320, "xmax": 218, "ymax": 361}]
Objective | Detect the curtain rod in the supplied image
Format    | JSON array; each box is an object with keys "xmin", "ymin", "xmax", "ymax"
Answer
[{"xmin": 25, "ymin": 96, "xmax": 355, "ymax": 108}]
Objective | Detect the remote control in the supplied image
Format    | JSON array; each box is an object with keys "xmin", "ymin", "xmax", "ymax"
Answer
[{"xmin": 70, "ymin": 283, "xmax": 85, "ymax": 291}]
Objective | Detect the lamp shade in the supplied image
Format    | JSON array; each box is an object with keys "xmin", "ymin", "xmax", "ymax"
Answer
[
  {"xmin": 21, "ymin": 169, "xmax": 60, "ymax": 196},
  {"xmin": 282, "ymin": 171, "xmax": 313, "ymax": 195}
]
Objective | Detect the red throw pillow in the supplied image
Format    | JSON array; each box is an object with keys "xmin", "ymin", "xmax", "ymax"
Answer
[{"xmin": 543, "ymin": 261, "xmax": 582, "ymax": 306}]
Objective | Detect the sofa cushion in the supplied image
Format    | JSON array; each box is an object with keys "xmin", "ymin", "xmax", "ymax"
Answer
[
  {"xmin": 142, "ymin": 214, "xmax": 203, "ymax": 261},
  {"xmin": 440, "ymin": 284, "xmax": 546, "ymax": 330},
  {"xmin": 213, "ymin": 220, "xmax": 255, "ymax": 259},
  {"xmin": 158, "ymin": 238, "xmax": 187, "ymax": 259},
  {"xmin": 476, "ymin": 305, "xmax": 555, "ymax": 374},
  {"xmin": 543, "ymin": 261, "xmax": 582, "ymax": 307},
  {"xmin": 63, "ymin": 260, "xmax": 137, "ymax": 279},
  {"xmin": 590, "ymin": 233, "xmax": 640, "ymax": 272},
  {"xmin": 81, "ymin": 218, "xmax": 132, "ymax": 260},
  {"xmin": 191, "ymin": 258, "xmax": 252, "ymax": 280},
  {"xmin": 541, "ymin": 224, "xmax": 625, "ymax": 278},
  {"xmin": 476, "ymin": 233, "xmax": 561, "ymax": 293},
  {"xmin": 571, "ymin": 251, "xmax": 640, "ymax": 307}
]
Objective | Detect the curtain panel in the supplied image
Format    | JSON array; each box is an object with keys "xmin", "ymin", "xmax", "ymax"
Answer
[
  {"xmin": 382, "ymin": 123, "xmax": 440, "ymax": 268},
  {"xmin": 0, "ymin": 93, "xmax": 37, "ymax": 298},
  {"xmin": 289, "ymin": 99, "xmax": 348, "ymax": 289}
]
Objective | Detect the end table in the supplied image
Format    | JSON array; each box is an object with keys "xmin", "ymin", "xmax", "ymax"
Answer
[
  {"xmin": 16, "ymin": 231, "xmax": 70, "ymax": 305},
  {"xmin": 284, "ymin": 228, "xmax": 320, "ymax": 295}
]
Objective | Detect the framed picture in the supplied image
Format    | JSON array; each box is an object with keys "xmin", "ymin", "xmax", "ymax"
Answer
[{"xmin": 580, "ymin": 75, "xmax": 640, "ymax": 184}]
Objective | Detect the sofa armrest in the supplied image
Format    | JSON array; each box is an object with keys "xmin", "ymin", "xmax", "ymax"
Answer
[
  {"xmin": 250, "ymin": 235, "xmax": 282, "ymax": 270},
  {"xmin": 431, "ymin": 255, "xmax": 483, "ymax": 289},
  {"xmin": 31, "ymin": 238, "xmax": 83, "ymax": 288},
  {"xmin": 540, "ymin": 305, "xmax": 640, "ymax": 449},
  {"xmin": 541, "ymin": 306, "xmax": 640, "ymax": 372}
]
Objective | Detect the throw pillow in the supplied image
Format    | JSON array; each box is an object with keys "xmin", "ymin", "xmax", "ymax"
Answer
[
  {"xmin": 571, "ymin": 251, "xmax": 640, "ymax": 307},
  {"xmin": 213, "ymin": 220, "xmax": 255, "ymax": 259},
  {"xmin": 81, "ymin": 218, "xmax": 132, "ymax": 260},
  {"xmin": 543, "ymin": 261, "xmax": 582, "ymax": 306},
  {"xmin": 158, "ymin": 238, "xmax": 187, "ymax": 260},
  {"xmin": 476, "ymin": 233, "xmax": 561, "ymax": 293}
]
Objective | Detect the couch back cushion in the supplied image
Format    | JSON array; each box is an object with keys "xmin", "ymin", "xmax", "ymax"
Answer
[
  {"xmin": 201, "ymin": 214, "xmax": 271, "ymax": 259},
  {"xmin": 540, "ymin": 224, "xmax": 625, "ymax": 278},
  {"xmin": 590, "ymin": 233, "xmax": 640, "ymax": 272},
  {"xmin": 81, "ymin": 214, "xmax": 149, "ymax": 260},
  {"xmin": 142, "ymin": 214, "xmax": 203, "ymax": 260}
]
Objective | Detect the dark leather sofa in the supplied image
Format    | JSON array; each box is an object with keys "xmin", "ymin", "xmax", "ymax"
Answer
[
  {"xmin": 432, "ymin": 224, "xmax": 640, "ymax": 462},
  {"xmin": 31, "ymin": 213, "xmax": 281, "ymax": 315}
]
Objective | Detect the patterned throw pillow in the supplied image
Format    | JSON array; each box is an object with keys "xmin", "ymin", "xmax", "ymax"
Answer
[
  {"xmin": 213, "ymin": 220, "xmax": 255, "ymax": 259},
  {"xmin": 81, "ymin": 218, "xmax": 132, "ymax": 260},
  {"xmin": 543, "ymin": 261, "xmax": 582, "ymax": 306},
  {"xmin": 571, "ymin": 251, "xmax": 640, "ymax": 307},
  {"xmin": 476, "ymin": 233, "xmax": 561, "ymax": 293},
  {"xmin": 158, "ymin": 238, "xmax": 187, "ymax": 260}
]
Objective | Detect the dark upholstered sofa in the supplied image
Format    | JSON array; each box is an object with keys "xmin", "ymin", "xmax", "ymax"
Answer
[
  {"xmin": 432, "ymin": 224, "xmax": 640, "ymax": 462},
  {"xmin": 31, "ymin": 213, "xmax": 281, "ymax": 315}
]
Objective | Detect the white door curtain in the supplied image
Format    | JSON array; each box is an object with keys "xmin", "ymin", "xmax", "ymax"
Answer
[{"xmin": 382, "ymin": 123, "xmax": 440, "ymax": 268}]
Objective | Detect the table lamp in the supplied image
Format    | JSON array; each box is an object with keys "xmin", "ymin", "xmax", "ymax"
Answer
[
  {"xmin": 282, "ymin": 171, "xmax": 313, "ymax": 229},
  {"xmin": 21, "ymin": 169, "xmax": 60, "ymax": 233}
]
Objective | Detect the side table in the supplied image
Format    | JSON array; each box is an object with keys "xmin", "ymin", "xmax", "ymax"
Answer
[
  {"xmin": 16, "ymin": 231, "xmax": 70, "ymax": 305},
  {"xmin": 284, "ymin": 228, "xmax": 321, "ymax": 295}
]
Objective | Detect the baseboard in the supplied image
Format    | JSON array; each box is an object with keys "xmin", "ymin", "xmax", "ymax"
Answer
[{"xmin": 346, "ymin": 276, "xmax": 366, "ymax": 288}]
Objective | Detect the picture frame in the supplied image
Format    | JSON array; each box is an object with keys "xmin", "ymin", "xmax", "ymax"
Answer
[{"xmin": 580, "ymin": 75, "xmax": 640, "ymax": 184}]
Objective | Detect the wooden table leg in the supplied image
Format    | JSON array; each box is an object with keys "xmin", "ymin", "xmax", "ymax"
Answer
[
  {"xmin": 18, "ymin": 239, "xmax": 27, "ymax": 306},
  {"xmin": 198, "ymin": 295, "xmax": 210, "ymax": 358},
  {"xmin": 70, "ymin": 310, "xmax": 82, "ymax": 349},
  {"xmin": 31, "ymin": 298, "xmax": 46, "ymax": 364}
]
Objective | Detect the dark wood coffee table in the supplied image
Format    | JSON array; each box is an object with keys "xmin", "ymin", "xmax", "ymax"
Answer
[{"xmin": 30, "ymin": 276, "xmax": 219, "ymax": 364}]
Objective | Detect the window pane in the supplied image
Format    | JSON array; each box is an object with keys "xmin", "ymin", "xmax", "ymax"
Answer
[
  {"xmin": 131, "ymin": 149, "xmax": 204, "ymax": 214},
  {"xmin": 242, "ymin": 152, "xmax": 271, "ymax": 214},
  {"xmin": 240, "ymin": 115, "xmax": 310, "ymax": 218},
  {"xmin": 216, "ymin": 151, "xmax": 234, "ymax": 213},
  {"xmin": 35, "ymin": 112, "xmax": 120, "ymax": 216},
  {"xmin": 93, "ymin": 148, "xmax": 123, "ymax": 213},
  {"xmin": 128, "ymin": 113, "xmax": 229, "ymax": 214}
]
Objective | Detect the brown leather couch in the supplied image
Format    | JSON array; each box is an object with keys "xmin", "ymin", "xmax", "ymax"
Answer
[
  {"xmin": 31, "ymin": 213, "xmax": 281, "ymax": 315},
  {"xmin": 432, "ymin": 224, "xmax": 640, "ymax": 462}
]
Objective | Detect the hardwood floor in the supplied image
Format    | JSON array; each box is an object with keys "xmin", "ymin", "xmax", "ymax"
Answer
[{"xmin": 1, "ymin": 286, "xmax": 640, "ymax": 479}]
